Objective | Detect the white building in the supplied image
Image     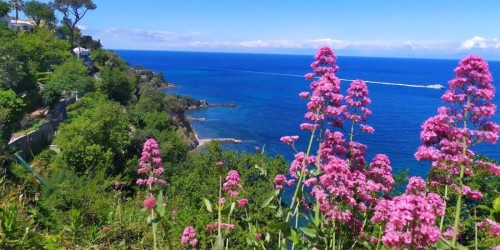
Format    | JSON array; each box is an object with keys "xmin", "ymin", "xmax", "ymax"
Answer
[
  {"xmin": 0, "ymin": 17, "xmax": 35, "ymax": 32},
  {"xmin": 73, "ymin": 47, "xmax": 92, "ymax": 66}
]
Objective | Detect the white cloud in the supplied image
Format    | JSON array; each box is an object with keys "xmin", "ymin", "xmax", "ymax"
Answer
[
  {"xmin": 188, "ymin": 38, "xmax": 451, "ymax": 52},
  {"xmin": 76, "ymin": 25, "xmax": 87, "ymax": 31},
  {"xmin": 189, "ymin": 40, "xmax": 304, "ymax": 49},
  {"xmin": 90, "ymin": 28, "xmax": 499, "ymax": 58},
  {"xmin": 459, "ymin": 36, "xmax": 500, "ymax": 50}
]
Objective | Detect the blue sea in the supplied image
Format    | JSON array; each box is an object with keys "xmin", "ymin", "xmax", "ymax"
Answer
[{"xmin": 116, "ymin": 50, "xmax": 500, "ymax": 177}]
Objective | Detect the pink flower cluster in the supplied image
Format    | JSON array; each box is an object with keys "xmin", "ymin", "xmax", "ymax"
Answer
[
  {"xmin": 302, "ymin": 47, "xmax": 344, "ymax": 128},
  {"xmin": 136, "ymin": 139, "xmax": 166, "ymax": 187},
  {"xmin": 143, "ymin": 195, "xmax": 156, "ymax": 210},
  {"xmin": 344, "ymin": 79, "xmax": 373, "ymax": 128},
  {"xmin": 223, "ymin": 170, "xmax": 242, "ymax": 197},
  {"xmin": 284, "ymin": 47, "xmax": 395, "ymax": 236},
  {"xmin": 477, "ymin": 218, "xmax": 500, "ymax": 237},
  {"xmin": 237, "ymin": 198, "xmax": 248, "ymax": 207},
  {"xmin": 280, "ymin": 135, "xmax": 299, "ymax": 145},
  {"xmin": 415, "ymin": 55, "xmax": 500, "ymax": 187},
  {"xmin": 181, "ymin": 226, "xmax": 198, "ymax": 247},
  {"xmin": 273, "ymin": 174, "xmax": 294, "ymax": 190},
  {"xmin": 206, "ymin": 222, "xmax": 235, "ymax": 232},
  {"xmin": 371, "ymin": 177, "xmax": 445, "ymax": 249}
]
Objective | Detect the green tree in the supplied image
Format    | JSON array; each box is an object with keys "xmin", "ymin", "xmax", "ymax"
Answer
[
  {"xmin": 23, "ymin": 1, "xmax": 56, "ymax": 26},
  {"xmin": 53, "ymin": 0, "xmax": 96, "ymax": 49},
  {"xmin": 54, "ymin": 93, "xmax": 130, "ymax": 174},
  {"xmin": 9, "ymin": 0, "xmax": 23, "ymax": 20},
  {"xmin": 98, "ymin": 66, "xmax": 135, "ymax": 105},
  {"xmin": 0, "ymin": 89, "xmax": 24, "ymax": 141},
  {"xmin": 88, "ymin": 48, "xmax": 108, "ymax": 66},
  {"xmin": 0, "ymin": 44, "xmax": 36, "ymax": 93},
  {"xmin": 15, "ymin": 26, "xmax": 71, "ymax": 72},
  {"xmin": 0, "ymin": 1, "xmax": 9, "ymax": 17},
  {"xmin": 42, "ymin": 57, "xmax": 93, "ymax": 107}
]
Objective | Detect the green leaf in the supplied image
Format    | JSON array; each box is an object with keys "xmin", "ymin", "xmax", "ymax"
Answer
[
  {"xmin": 155, "ymin": 191, "xmax": 165, "ymax": 217},
  {"xmin": 203, "ymin": 198, "xmax": 213, "ymax": 213},
  {"xmin": 261, "ymin": 195, "xmax": 275, "ymax": 209},
  {"xmin": 229, "ymin": 202, "xmax": 236, "ymax": 215},
  {"xmin": 434, "ymin": 238, "xmax": 451, "ymax": 250},
  {"xmin": 361, "ymin": 241, "xmax": 373, "ymax": 250},
  {"xmin": 213, "ymin": 235, "xmax": 224, "ymax": 250},
  {"xmin": 221, "ymin": 204, "xmax": 232, "ymax": 215},
  {"xmin": 255, "ymin": 164, "xmax": 267, "ymax": 176},
  {"xmin": 288, "ymin": 228, "xmax": 300, "ymax": 245},
  {"xmin": 299, "ymin": 227, "xmax": 316, "ymax": 238},
  {"xmin": 296, "ymin": 187, "xmax": 303, "ymax": 200},
  {"xmin": 456, "ymin": 243, "xmax": 468, "ymax": 250},
  {"xmin": 267, "ymin": 222, "xmax": 290, "ymax": 231},
  {"xmin": 475, "ymin": 205, "xmax": 492, "ymax": 212},
  {"xmin": 493, "ymin": 196, "xmax": 500, "ymax": 211}
]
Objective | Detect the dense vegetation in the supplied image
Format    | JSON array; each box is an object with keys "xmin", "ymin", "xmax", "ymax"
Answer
[{"xmin": 0, "ymin": 1, "xmax": 499, "ymax": 249}]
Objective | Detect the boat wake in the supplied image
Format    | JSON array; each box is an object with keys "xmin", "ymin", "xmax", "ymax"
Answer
[
  {"xmin": 169, "ymin": 65, "xmax": 445, "ymax": 90},
  {"xmin": 339, "ymin": 78, "xmax": 444, "ymax": 89}
]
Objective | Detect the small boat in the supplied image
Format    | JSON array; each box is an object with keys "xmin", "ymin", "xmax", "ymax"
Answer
[{"xmin": 426, "ymin": 84, "xmax": 445, "ymax": 89}]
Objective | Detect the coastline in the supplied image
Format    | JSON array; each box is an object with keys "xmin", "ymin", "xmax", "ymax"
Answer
[{"xmin": 191, "ymin": 123, "xmax": 242, "ymax": 149}]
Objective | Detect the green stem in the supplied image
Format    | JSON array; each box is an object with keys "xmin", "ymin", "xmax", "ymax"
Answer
[
  {"xmin": 452, "ymin": 100, "xmax": 469, "ymax": 247},
  {"xmin": 349, "ymin": 120, "xmax": 355, "ymax": 142},
  {"xmin": 332, "ymin": 220, "xmax": 336, "ymax": 250},
  {"xmin": 474, "ymin": 207, "xmax": 478, "ymax": 250},
  {"xmin": 218, "ymin": 176, "xmax": 223, "ymax": 249},
  {"xmin": 439, "ymin": 184, "xmax": 449, "ymax": 231},
  {"xmin": 375, "ymin": 225, "xmax": 382, "ymax": 250},
  {"xmin": 152, "ymin": 208, "xmax": 157, "ymax": 250},
  {"xmin": 286, "ymin": 123, "xmax": 317, "ymax": 222},
  {"xmin": 350, "ymin": 209, "xmax": 369, "ymax": 249},
  {"xmin": 225, "ymin": 209, "xmax": 232, "ymax": 250}
]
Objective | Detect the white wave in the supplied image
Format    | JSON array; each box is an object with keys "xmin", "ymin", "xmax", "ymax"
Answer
[
  {"xmin": 184, "ymin": 66, "xmax": 444, "ymax": 90},
  {"xmin": 339, "ymin": 78, "xmax": 444, "ymax": 89}
]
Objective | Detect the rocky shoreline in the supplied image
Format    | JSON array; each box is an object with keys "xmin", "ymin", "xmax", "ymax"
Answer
[{"xmin": 188, "ymin": 100, "xmax": 237, "ymax": 109}]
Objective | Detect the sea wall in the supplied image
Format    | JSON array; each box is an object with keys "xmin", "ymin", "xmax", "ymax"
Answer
[{"xmin": 8, "ymin": 97, "xmax": 77, "ymax": 159}]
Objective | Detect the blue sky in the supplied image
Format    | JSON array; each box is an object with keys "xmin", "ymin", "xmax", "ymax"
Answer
[{"xmin": 19, "ymin": 1, "xmax": 500, "ymax": 59}]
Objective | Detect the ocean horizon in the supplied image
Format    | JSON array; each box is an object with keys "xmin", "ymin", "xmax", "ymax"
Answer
[{"xmin": 116, "ymin": 50, "xmax": 500, "ymax": 178}]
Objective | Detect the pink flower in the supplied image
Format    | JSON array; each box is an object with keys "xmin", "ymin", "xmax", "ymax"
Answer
[
  {"xmin": 443, "ymin": 226, "xmax": 460, "ymax": 240},
  {"xmin": 405, "ymin": 176, "xmax": 427, "ymax": 194},
  {"xmin": 478, "ymin": 218, "xmax": 500, "ymax": 237},
  {"xmin": 299, "ymin": 91, "xmax": 310, "ymax": 98},
  {"xmin": 415, "ymin": 55, "xmax": 499, "ymax": 190},
  {"xmin": 215, "ymin": 161, "xmax": 224, "ymax": 167},
  {"xmin": 254, "ymin": 233, "xmax": 262, "ymax": 240},
  {"xmin": 300, "ymin": 123, "xmax": 318, "ymax": 131},
  {"xmin": 143, "ymin": 195, "xmax": 157, "ymax": 210},
  {"xmin": 237, "ymin": 198, "xmax": 249, "ymax": 207},
  {"xmin": 372, "ymin": 180, "xmax": 444, "ymax": 249},
  {"xmin": 137, "ymin": 139, "xmax": 166, "ymax": 188},
  {"xmin": 181, "ymin": 226, "xmax": 198, "ymax": 247},
  {"xmin": 102, "ymin": 226, "xmax": 110, "ymax": 232},
  {"xmin": 360, "ymin": 124, "xmax": 375, "ymax": 134},
  {"xmin": 280, "ymin": 135, "xmax": 299, "ymax": 145},
  {"xmin": 223, "ymin": 170, "xmax": 242, "ymax": 197},
  {"xmin": 273, "ymin": 174, "xmax": 287, "ymax": 190},
  {"xmin": 218, "ymin": 198, "xmax": 226, "ymax": 206},
  {"xmin": 303, "ymin": 177, "xmax": 317, "ymax": 187}
]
